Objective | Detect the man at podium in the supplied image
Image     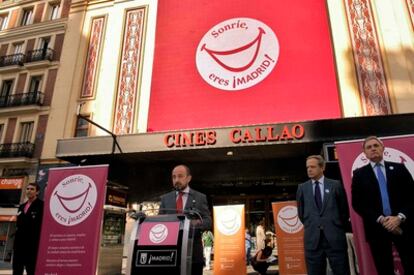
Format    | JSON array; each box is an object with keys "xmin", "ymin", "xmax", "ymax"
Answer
[{"xmin": 159, "ymin": 164, "xmax": 212, "ymax": 275}]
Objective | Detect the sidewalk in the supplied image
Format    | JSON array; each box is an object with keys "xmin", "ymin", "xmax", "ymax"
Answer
[
  {"xmin": 203, "ymin": 264, "xmax": 279, "ymax": 274},
  {"xmin": 0, "ymin": 261, "xmax": 279, "ymax": 274}
]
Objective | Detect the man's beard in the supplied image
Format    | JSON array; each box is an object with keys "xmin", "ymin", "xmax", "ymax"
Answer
[{"xmin": 174, "ymin": 183, "xmax": 185, "ymax": 191}]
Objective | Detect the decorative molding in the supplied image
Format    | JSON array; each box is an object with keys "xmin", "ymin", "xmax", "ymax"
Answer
[
  {"xmin": 0, "ymin": 19, "xmax": 66, "ymax": 41},
  {"xmin": 344, "ymin": 0, "xmax": 392, "ymax": 115},
  {"xmin": 407, "ymin": 0, "xmax": 414, "ymax": 29},
  {"xmin": 80, "ymin": 16, "xmax": 105, "ymax": 99},
  {"xmin": 113, "ymin": 7, "xmax": 146, "ymax": 135}
]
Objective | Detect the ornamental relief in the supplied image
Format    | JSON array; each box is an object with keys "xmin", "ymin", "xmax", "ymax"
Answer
[
  {"xmin": 114, "ymin": 8, "xmax": 146, "ymax": 135},
  {"xmin": 344, "ymin": 0, "xmax": 392, "ymax": 115}
]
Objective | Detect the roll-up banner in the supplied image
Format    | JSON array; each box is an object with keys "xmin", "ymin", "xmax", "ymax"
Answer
[
  {"xmin": 213, "ymin": 204, "xmax": 245, "ymax": 275},
  {"xmin": 336, "ymin": 135, "xmax": 414, "ymax": 275},
  {"xmin": 35, "ymin": 165, "xmax": 108, "ymax": 275},
  {"xmin": 272, "ymin": 201, "xmax": 307, "ymax": 275}
]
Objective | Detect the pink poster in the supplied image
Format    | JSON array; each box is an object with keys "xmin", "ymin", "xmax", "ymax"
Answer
[
  {"xmin": 335, "ymin": 135, "xmax": 414, "ymax": 275},
  {"xmin": 35, "ymin": 165, "xmax": 108, "ymax": 275}
]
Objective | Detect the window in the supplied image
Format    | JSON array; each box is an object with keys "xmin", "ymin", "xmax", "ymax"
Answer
[
  {"xmin": 0, "ymin": 80, "xmax": 13, "ymax": 105},
  {"xmin": 39, "ymin": 37, "xmax": 50, "ymax": 50},
  {"xmin": 49, "ymin": 3, "xmax": 60, "ymax": 20},
  {"xmin": 19, "ymin": 122, "xmax": 34, "ymax": 143},
  {"xmin": 13, "ymin": 43, "xmax": 23, "ymax": 54},
  {"xmin": 20, "ymin": 8, "xmax": 33, "ymax": 26},
  {"xmin": 0, "ymin": 13, "xmax": 9, "ymax": 30},
  {"xmin": 74, "ymin": 115, "xmax": 90, "ymax": 137},
  {"xmin": 0, "ymin": 124, "xmax": 4, "ymax": 142},
  {"xmin": 28, "ymin": 76, "xmax": 42, "ymax": 93}
]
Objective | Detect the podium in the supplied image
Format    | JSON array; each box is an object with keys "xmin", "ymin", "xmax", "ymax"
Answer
[{"xmin": 126, "ymin": 213, "xmax": 195, "ymax": 275}]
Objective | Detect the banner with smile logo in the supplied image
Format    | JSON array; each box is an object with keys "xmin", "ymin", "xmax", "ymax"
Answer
[
  {"xmin": 336, "ymin": 135, "xmax": 414, "ymax": 275},
  {"xmin": 35, "ymin": 165, "xmax": 108, "ymax": 275},
  {"xmin": 148, "ymin": 0, "xmax": 341, "ymax": 131},
  {"xmin": 272, "ymin": 201, "xmax": 307, "ymax": 274},
  {"xmin": 213, "ymin": 204, "xmax": 245, "ymax": 275}
]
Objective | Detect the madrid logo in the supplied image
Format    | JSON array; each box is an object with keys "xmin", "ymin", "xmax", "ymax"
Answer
[
  {"xmin": 149, "ymin": 224, "xmax": 169, "ymax": 244},
  {"xmin": 50, "ymin": 174, "xmax": 97, "ymax": 226},
  {"xmin": 196, "ymin": 17, "xmax": 279, "ymax": 91},
  {"xmin": 277, "ymin": 205, "xmax": 303, "ymax": 234},
  {"xmin": 216, "ymin": 207, "xmax": 241, "ymax": 236}
]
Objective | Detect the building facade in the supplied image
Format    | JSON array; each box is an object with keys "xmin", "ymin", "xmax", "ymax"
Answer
[
  {"xmin": 44, "ymin": 0, "xmax": 414, "ymax": 238},
  {"xmin": 0, "ymin": 0, "xmax": 70, "ymax": 263}
]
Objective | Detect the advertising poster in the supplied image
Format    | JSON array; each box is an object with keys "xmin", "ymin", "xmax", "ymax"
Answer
[
  {"xmin": 35, "ymin": 165, "xmax": 108, "ymax": 275},
  {"xmin": 213, "ymin": 204, "xmax": 245, "ymax": 275},
  {"xmin": 336, "ymin": 135, "xmax": 414, "ymax": 275},
  {"xmin": 148, "ymin": 0, "xmax": 341, "ymax": 131},
  {"xmin": 272, "ymin": 201, "xmax": 307, "ymax": 275}
]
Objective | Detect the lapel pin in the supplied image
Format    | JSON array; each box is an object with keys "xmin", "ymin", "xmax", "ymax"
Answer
[
  {"xmin": 389, "ymin": 166, "xmax": 394, "ymax": 170},
  {"xmin": 325, "ymin": 189, "xmax": 329, "ymax": 193}
]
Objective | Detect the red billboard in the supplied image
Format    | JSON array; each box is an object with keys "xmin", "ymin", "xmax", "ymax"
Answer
[{"xmin": 148, "ymin": 0, "xmax": 341, "ymax": 131}]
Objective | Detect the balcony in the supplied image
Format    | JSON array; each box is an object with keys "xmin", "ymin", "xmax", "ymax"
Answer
[
  {"xmin": 0, "ymin": 91, "xmax": 44, "ymax": 108},
  {"xmin": 0, "ymin": 142, "xmax": 35, "ymax": 158},
  {"xmin": 0, "ymin": 53, "xmax": 25, "ymax": 73},
  {"xmin": 25, "ymin": 48, "xmax": 54, "ymax": 63}
]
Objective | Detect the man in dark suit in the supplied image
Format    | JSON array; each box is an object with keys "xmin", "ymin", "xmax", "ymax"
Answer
[
  {"xmin": 352, "ymin": 136, "xmax": 414, "ymax": 275},
  {"xmin": 159, "ymin": 164, "xmax": 212, "ymax": 275},
  {"xmin": 297, "ymin": 155, "xmax": 350, "ymax": 275},
  {"xmin": 13, "ymin": 183, "xmax": 44, "ymax": 275}
]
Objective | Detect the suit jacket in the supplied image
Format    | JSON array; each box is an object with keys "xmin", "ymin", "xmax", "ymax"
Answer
[
  {"xmin": 352, "ymin": 161, "xmax": 414, "ymax": 242},
  {"xmin": 296, "ymin": 178, "xmax": 349, "ymax": 250},
  {"xmin": 14, "ymin": 198, "xmax": 44, "ymax": 256},
  {"xmin": 159, "ymin": 188, "xmax": 212, "ymax": 262}
]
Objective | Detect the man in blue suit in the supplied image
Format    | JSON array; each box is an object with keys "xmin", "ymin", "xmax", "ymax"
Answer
[
  {"xmin": 352, "ymin": 136, "xmax": 414, "ymax": 275},
  {"xmin": 297, "ymin": 155, "xmax": 350, "ymax": 275},
  {"xmin": 159, "ymin": 164, "xmax": 212, "ymax": 275}
]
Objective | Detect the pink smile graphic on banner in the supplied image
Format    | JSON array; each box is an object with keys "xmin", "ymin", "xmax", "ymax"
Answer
[
  {"xmin": 148, "ymin": 0, "xmax": 340, "ymax": 131},
  {"xmin": 36, "ymin": 165, "xmax": 108, "ymax": 275},
  {"xmin": 336, "ymin": 135, "xmax": 414, "ymax": 275},
  {"xmin": 138, "ymin": 222, "xmax": 180, "ymax": 246}
]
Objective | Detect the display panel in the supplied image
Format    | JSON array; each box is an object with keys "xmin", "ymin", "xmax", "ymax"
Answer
[{"xmin": 148, "ymin": 0, "xmax": 341, "ymax": 131}]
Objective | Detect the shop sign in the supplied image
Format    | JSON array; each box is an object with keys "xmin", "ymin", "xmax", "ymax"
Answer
[
  {"xmin": 163, "ymin": 124, "xmax": 305, "ymax": 148},
  {"xmin": 0, "ymin": 177, "xmax": 24, "ymax": 189},
  {"xmin": 106, "ymin": 188, "xmax": 127, "ymax": 208},
  {"xmin": 0, "ymin": 215, "xmax": 17, "ymax": 222}
]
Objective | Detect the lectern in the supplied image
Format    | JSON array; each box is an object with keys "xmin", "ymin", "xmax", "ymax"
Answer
[{"xmin": 126, "ymin": 213, "xmax": 194, "ymax": 275}]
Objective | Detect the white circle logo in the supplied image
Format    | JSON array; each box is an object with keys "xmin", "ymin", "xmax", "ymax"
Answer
[
  {"xmin": 149, "ymin": 224, "xmax": 169, "ymax": 244},
  {"xmin": 196, "ymin": 17, "xmax": 279, "ymax": 91},
  {"xmin": 216, "ymin": 207, "xmax": 241, "ymax": 236},
  {"xmin": 277, "ymin": 205, "xmax": 303, "ymax": 234},
  {"xmin": 352, "ymin": 147, "xmax": 414, "ymax": 177},
  {"xmin": 49, "ymin": 174, "xmax": 97, "ymax": 226}
]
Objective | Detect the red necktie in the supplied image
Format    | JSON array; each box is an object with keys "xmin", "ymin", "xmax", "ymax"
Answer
[{"xmin": 176, "ymin": 192, "xmax": 184, "ymax": 213}]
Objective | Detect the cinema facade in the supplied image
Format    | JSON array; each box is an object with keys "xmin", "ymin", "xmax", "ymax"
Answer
[{"xmin": 38, "ymin": 0, "xmax": 414, "ymax": 235}]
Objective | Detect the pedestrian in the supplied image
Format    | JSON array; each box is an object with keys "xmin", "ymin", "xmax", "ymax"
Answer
[
  {"xmin": 255, "ymin": 218, "xmax": 265, "ymax": 251},
  {"xmin": 245, "ymin": 228, "xmax": 252, "ymax": 265},
  {"xmin": 296, "ymin": 155, "xmax": 350, "ymax": 275},
  {"xmin": 251, "ymin": 237, "xmax": 274, "ymax": 275},
  {"xmin": 352, "ymin": 136, "xmax": 414, "ymax": 275},
  {"xmin": 13, "ymin": 183, "xmax": 44, "ymax": 275},
  {"xmin": 202, "ymin": 230, "xmax": 214, "ymax": 270},
  {"xmin": 159, "ymin": 164, "xmax": 212, "ymax": 275}
]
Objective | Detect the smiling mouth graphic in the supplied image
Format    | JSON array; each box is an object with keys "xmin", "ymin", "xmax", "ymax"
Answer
[
  {"xmin": 201, "ymin": 27, "xmax": 265, "ymax": 72},
  {"xmin": 280, "ymin": 214, "xmax": 299, "ymax": 227},
  {"xmin": 54, "ymin": 183, "xmax": 92, "ymax": 213},
  {"xmin": 152, "ymin": 229, "xmax": 166, "ymax": 240}
]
